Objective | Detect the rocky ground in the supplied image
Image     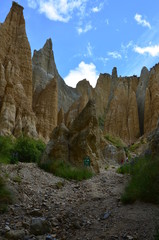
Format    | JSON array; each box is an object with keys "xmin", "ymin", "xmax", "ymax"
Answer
[{"xmin": 0, "ymin": 162, "xmax": 159, "ymax": 240}]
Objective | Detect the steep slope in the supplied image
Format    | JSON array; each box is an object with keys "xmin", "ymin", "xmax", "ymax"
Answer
[
  {"xmin": 144, "ymin": 63, "xmax": 159, "ymax": 134},
  {"xmin": 65, "ymin": 79, "xmax": 94, "ymax": 127},
  {"xmin": 103, "ymin": 70, "xmax": 140, "ymax": 143},
  {"xmin": 32, "ymin": 38, "xmax": 79, "ymax": 113},
  {"xmin": 41, "ymin": 100, "xmax": 107, "ymax": 173},
  {"xmin": 32, "ymin": 39, "xmax": 80, "ymax": 140},
  {"xmin": 0, "ymin": 2, "xmax": 37, "ymax": 137},
  {"xmin": 136, "ymin": 67, "xmax": 150, "ymax": 135}
]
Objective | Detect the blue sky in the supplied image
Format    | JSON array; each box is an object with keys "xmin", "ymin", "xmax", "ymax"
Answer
[{"xmin": 1, "ymin": 0, "xmax": 159, "ymax": 87}]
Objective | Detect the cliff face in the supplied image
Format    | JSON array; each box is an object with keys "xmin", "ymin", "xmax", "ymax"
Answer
[
  {"xmin": 32, "ymin": 39, "xmax": 58, "ymax": 141},
  {"xmin": 0, "ymin": 2, "xmax": 37, "ymax": 137},
  {"xmin": 32, "ymin": 39, "xmax": 80, "ymax": 140},
  {"xmin": 1, "ymin": 2, "xmax": 159, "ymax": 146},
  {"xmin": 103, "ymin": 71, "xmax": 140, "ymax": 143},
  {"xmin": 32, "ymin": 38, "xmax": 79, "ymax": 113},
  {"xmin": 144, "ymin": 64, "xmax": 159, "ymax": 134},
  {"xmin": 136, "ymin": 67, "xmax": 150, "ymax": 135},
  {"xmin": 65, "ymin": 79, "xmax": 94, "ymax": 127},
  {"xmin": 41, "ymin": 100, "xmax": 107, "ymax": 173}
]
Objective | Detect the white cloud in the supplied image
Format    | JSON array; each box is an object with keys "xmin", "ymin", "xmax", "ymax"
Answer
[
  {"xmin": 134, "ymin": 44, "xmax": 159, "ymax": 57},
  {"xmin": 77, "ymin": 22, "xmax": 92, "ymax": 34},
  {"xmin": 97, "ymin": 57, "xmax": 109, "ymax": 66},
  {"xmin": 108, "ymin": 51, "xmax": 122, "ymax": 59},
  {"xmin": 121, "ymin": 41, "xmax": 133, "ymax": 58},
  {"xmin": 84, "ymin": 42, "xmax": 93, "ymax": 57},
  {"xmin": 27, "ymin": 0, "xmax": 88, "ymax": 22},
  {"xmin": 28, "ymin": 0, "xmax": 38, "ymax": 9},
  {"xmin": 134, "ymin": 14, "xmax": 151, "ymax": 29},
  {"xmin": 91, "ymin": 3, "xmax": 103, "ymax": 13},
  {"xmin": 64, "ymin": 61, "xmax": 99, "ymax": 88}
]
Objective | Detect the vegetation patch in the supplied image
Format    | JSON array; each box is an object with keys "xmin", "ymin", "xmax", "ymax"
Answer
[
  {"xmin": 39, "ymin": 159, "xmax": 94, "ymax": 181},
  {"xmin": 14, "ymin": 136, "xmax": 45, "ymax": 163},
  {"xmin": 0, "ymin": 135, "xmax": 46, "ymax": 164},
  {"xmin": 0, "ymin": 136, "xmax": 15, "ymax": 164},
  {"xmin": 0, "ymin": 176, "xmax": 13, "ymax": 213},
  {"xmin": 13, "ymin": 175, "xmax": 21, "ymax": 184},
  {"xmin": 116, "ymin": 162, "xmax": 132, "ymax": 174},
  {"xmin": 55, "ymin": 181, "xmax": 65, "ymax": 189},
  {"xmin": 120, "ymin": 156, "xmax": 159, "ymax": 204},
  {"xmin": 104, "ymin": 134, "xmax": 126, "ymax": 148},
  {"xmin": 129, "ymin": 142, "xmax": 141, "ymax": 152}
]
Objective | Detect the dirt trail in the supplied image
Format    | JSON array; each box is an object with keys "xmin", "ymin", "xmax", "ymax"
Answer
[{"xmin": 0, "ymin": 163, "xmax": 159, "ymax": 240}]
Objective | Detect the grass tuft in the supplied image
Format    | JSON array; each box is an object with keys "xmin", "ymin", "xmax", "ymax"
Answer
[
  {"xmin": 0, "ymin": 176, "xmax": 13, "ymax": 213},
  {"xmin": 104, "ymin": 134, "xmax": 125, "ymax": 148},
  {"xmin": 39, "ymin": 159, "xmax": 94, "ymax": 181},
  {"xmin": 120, "ymin": 155, "xmax": 159, "ymax": 204}
]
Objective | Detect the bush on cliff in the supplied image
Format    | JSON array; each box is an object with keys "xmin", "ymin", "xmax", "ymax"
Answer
[
  {"xmin": 0, "ymin": 135, "xmax": 45, "ymax": 164},
  {"xmin": 14, "ymin": 136, "xmax": 45, "ymax": 163},
  {"xmin": 104, "ymin": 134, "xmax": 126, "ymax": 148},
  {"xmin": 120, "ymin": 155, "xmax": 159, "ymax": 204}
]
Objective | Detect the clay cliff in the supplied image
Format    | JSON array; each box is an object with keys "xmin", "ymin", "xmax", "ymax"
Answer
[
  {"xmin": 32, "ymin": 38, "xmax": 79, "ymax": 113},
  {"xmin": 1, "ymin": 1, "xmax": 159, "ymax": 147},
  {"xmin": 0, "ymin": 2, "xmax": 37, "ymax": 137},
  {"xmin": 144, "ymin": 63, "xmax": 159, "ymax": 134},
  {"xmin": 64, "ymin": 68, "xmax": 140, "ymax": 144},
  {"xmin": 102, "ymin": 68, "xmax": 140, "ymax": 143},
  {"xmin": 32, "ymin": 39, "xmax": 58, "ymax": 141},
  {"xmin": 32, "ymin": 38, "xmax": 80, "ymax": 140},
  {"xmin": 41, "ymin": 100, "xmax": 107, "ymax": 173}
]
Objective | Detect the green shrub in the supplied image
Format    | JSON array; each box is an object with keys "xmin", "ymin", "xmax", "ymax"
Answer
[
  {"xmin": 14, "ymin": 136, "xmax": 45, "ymax": 163},
  {"xmin": 0, "ymin": 176, "xmax": 13, "ymax": 213},
  {"xmin": 105, "ymin": 134, "xmax": 125, "ymax": 148},
  {"xmin": 0, "ymin": 136, "xmax": 15, "ymax": 164},
  {"xmin": 116, "ymin": 163, "xmax": 131, "ymax": 174},
  {"xmin": 129, "ymin": 142, "xmax": 140, "ymax": 152},
  {"xmin": 0, "ymin": 135, "xmax": 46, "ymax": 164},
  {"xmin": 39, "ymin": 159, "xmax": 93, "ymax": 181},
  {"xmin": 121, "ymin": 156, "xmax": 159, "ymax": 204}
]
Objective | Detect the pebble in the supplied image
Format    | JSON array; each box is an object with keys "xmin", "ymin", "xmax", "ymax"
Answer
[
  {"xmin": 30, "ymin": 217, "xmax": 51, "ymax": 236},
  {"xmin": 4, "ymin": 225, "xmax": 11, "ymax": 232}
]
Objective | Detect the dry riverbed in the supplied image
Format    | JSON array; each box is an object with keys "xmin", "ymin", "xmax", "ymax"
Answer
[{"xmin": 0, "ymin": 162, "xmax": 159, "ymax": 240}]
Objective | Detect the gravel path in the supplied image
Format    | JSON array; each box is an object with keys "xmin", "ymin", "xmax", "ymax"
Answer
[{"xmin": 0, "ymin": 162, "xmax": 159, "ymax": 240}]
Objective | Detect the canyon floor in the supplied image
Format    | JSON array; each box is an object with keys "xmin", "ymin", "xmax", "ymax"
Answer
[{"xmin": 0, "ymin": 162, "xmax": 159, "ymax": 240}]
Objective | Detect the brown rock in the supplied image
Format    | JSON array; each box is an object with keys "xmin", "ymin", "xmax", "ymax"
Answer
[
  {"xmin": 144, "ymin": 64, "xmax": 159, "ymax": 134},
  {"xmin": 33, "ymin": 77, "xmax": 58, "ymax": 142},
  {"xmin": 104, "ymin": 69, "xmax": 140, "ymax": 144},
  {"xmin": 64, "ymin": 79, "xmax": 93, "ymax": 127},
  {"xmin": 136, "ymin": 67, "xmax": 150, "ymax": 135},
  {"xmin": 0, "ymin": 2, "xmax": 37, "ymax": 137},
  {"xmin": 32, "ymin": 38, "xmax": 80, "ymax": 140},
  {"xmin": 41, "ymin": 100, "xmax": 107, "ymax": 173},
  {"xmin": 94, "ymin": 73, "xmax": 112, "ymax": 116},
  {"xmin": 57, "ymin": 108, "xmax": 65, "ymax": 125}
]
